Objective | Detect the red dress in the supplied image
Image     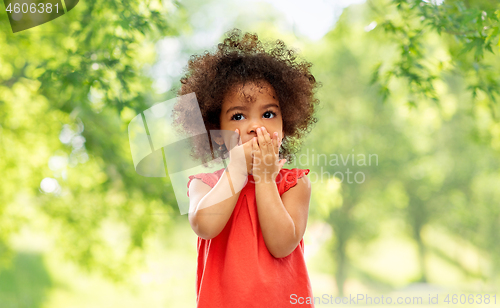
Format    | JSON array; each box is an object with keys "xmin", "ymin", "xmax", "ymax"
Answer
[{"xmin": 187, "ymin": 168, "xmax": 314, "ymax": 308}]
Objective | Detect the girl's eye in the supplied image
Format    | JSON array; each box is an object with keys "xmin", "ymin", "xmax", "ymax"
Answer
[
  {"xmin": 263, "ymin": 111, "xmax": 276, "ymax": 119},
  {"xmin": 231, "ymin": 113, "xmax": 245, "ymax": 121}
]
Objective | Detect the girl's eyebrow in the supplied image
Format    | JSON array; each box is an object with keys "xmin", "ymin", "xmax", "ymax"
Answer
[
  {"xmin": 261, "ymin": 103, "xmax": 280, "ymax": 110},
  {"xmin": 226, "ymin": 105, "xmax": 248, "ymax": 114}
]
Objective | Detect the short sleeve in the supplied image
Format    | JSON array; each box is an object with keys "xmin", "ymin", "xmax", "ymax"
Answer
[
  {"xmin": 186, "ymin": 169, "xmax": 225, "ymax": 197},
  {"xmin": 282, "ymin": 168, "xmax": 310, "ymax": 194}
]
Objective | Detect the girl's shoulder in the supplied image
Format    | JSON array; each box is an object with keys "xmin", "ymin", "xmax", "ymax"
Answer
[
  {"xmin": 186, "ymin": 168, "xmax": 225, "ymax": 197},
  {"xmin": 187, "ymin": 168, "xmax": 224, "ymax": 188},
  {"xmin": 277, "ymin": 168, "xmax": 310, "ymax": 194}
]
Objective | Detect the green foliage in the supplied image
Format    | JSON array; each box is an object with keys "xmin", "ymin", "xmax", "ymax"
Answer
[
  {"xmin": 0, "ymin": 253, "xmax": 52, "ymax": 308},
  {"xmin": 370, "ymin": 0, "xmax": 500, "ymax": 115},
  {"xmin": 0, "ymin": 0, "xmax": 189, "ymax": 281},
  {"xmin": 296, "ymin": 0, "xmax": 500, "ymax": 294}
]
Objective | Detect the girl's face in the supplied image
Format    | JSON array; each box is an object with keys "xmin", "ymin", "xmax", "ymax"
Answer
[{"xmin": 219, "ymin": 81, "xmax": 284, "ymax": 146}]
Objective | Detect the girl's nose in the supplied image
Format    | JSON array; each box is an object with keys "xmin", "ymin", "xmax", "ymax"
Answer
[{"xmin": 248, "ymin": 122, "xmax": 263, "ymax": 136}]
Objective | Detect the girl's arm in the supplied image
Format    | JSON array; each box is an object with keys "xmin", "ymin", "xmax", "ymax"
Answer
[
  {"xmin": 252, "ymin": 127, "xmax": 312, "ymax": 258},
  {"xmin": 255, "ymin": 174, "xmax": 311, "ymax": 258},
  {"xmin": 188, "ymin": 163, "xmax": 248, "ymax": 240},
  {"xmin": 189, "ymin": 132, "xmax": 252, "ymax": 240}
]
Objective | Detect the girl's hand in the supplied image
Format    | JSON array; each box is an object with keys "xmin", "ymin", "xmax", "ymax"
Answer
[
  {"xmin": 226, "ymin": 129, "xmax": 254, "ymax": 175},
  {"xmin": 252, "ymin": 126, "xmax": 286, "ymax": 183}
]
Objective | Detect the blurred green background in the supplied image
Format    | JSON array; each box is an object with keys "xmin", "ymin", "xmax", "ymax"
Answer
[{"xmin": 1, "ymin": 0, "xmax": 500, "ymax": 307}]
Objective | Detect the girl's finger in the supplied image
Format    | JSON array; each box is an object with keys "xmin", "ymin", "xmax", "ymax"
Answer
[
  {"xmin": 229, "ymin": 129, "xmax": 239, "ymax": 150},
  {"xmin": 273, "ymin": 132, "xmax": 279, "ymax": 154},
  {"xmin": 236, "ymin": 129, "xmax": 242, "ymax": 146},
  {"xmin": 252, "ymin": 137, "xmax": 259, "ymax": 153},
  {"xmin": 261, "ymin": 127, "xmax": 273, "ymax": 154},
  {"xmin": 252, "ymin": 137, "xmax": 260, "ymax": 161},
  {"xmin": 256, "ymin": 127, "xmax": 265, "ymax": 152}
]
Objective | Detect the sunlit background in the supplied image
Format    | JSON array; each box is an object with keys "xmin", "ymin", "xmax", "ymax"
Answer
[{"xmin": 1, "ymin": 0, "xmax": 500, "ymax": 307}]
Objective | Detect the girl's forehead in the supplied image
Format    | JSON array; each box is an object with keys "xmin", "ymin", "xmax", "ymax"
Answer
[{"xmin": 225, "ymin": 81, "xmax": 279, "ymax": 105}]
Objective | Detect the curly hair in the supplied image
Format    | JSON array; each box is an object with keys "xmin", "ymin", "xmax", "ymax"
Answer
[{"xmin": 173, "ymin": 28, "xmax": 320, "ymax": 166}]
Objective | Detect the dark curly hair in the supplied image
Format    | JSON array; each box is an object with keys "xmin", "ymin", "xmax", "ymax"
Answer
[{"xmin": 173, "ymin": 28, "xmax": 320, "ymax": 166}]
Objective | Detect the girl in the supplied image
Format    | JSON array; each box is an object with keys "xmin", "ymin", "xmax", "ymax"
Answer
[{"xmin": 175, "ymin": 29, "xmax": 320, "ymax": 307}]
